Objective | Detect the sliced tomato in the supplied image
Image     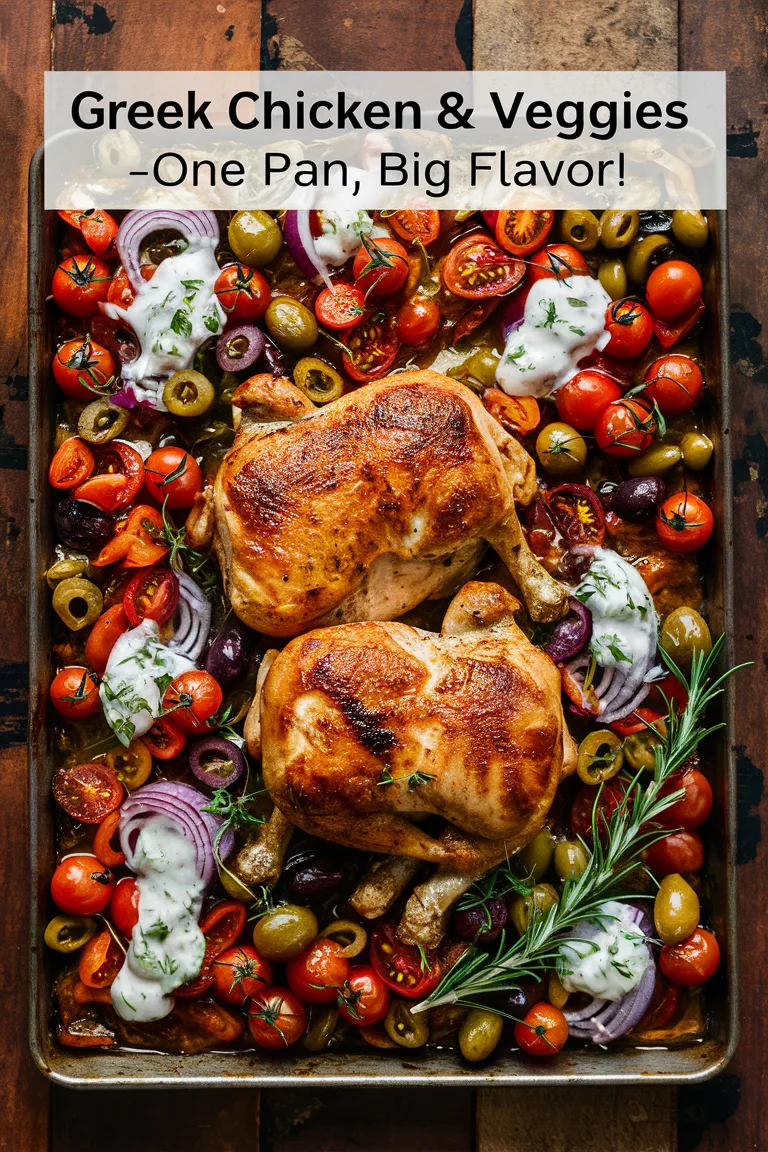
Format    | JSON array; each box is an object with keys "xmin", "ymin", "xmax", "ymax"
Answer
[
  {"xmin": 93, "ymin": 809, "xmax": 126, "ymax": 868},
  {"xmin": 73, "ymin": 472, "xmax": 130, "ymax": 513},
  {"xmin": 609, "ymin": 706, "xmax": 666, "ymax": 737},
  {"xmin": 52, "ymin": 762, "xmax": 123, "ymax": 824},
  {"xmin": 176, "ymin": 901, "xmax": 248, "ymax": 998},
  {"xmin": 636, "ymin": 977, "xmax": 682, "ymax": 1032},
  {"xmin": 49, "ymin": 438, "xmax": 95, "ymax": 490},
  {"xmin": 182, "ymin": 999, "xmax": 245, "ymax": 1044},
  {"xmin": 315, "ymin": 283, "xmax": 365, "ymax": 330},
  {"xmin": 452, "ymin": 298, "xmax": 500, "ymax": 345},
  {"xmin": 75, "ymin": 441, "xmax": 144, "ymax": 513},
  {"xmin": 341, "ymin": 310, "xmax": 400, "ymax": 382},
  {"xmin": 442, "ymin": 234, "xmax": 525, "ymax": 300},
  {"xmin": 482, "ymin": 390, "xmax": 540, "ymax": 436},
  {"xmin": 650, "ymin": 299, "xmax": 706, "ymax": 348},
  {"xmin": 143, "ymin": 716, "xmax": 187, "ymax": 760},
  {"xmin": 78, "ymin": 928, "xmax": 123, "ymax": 988},
  {"xmin": 370, "ymin": 921, "xmax": 442, "ymax": 999},
  {"xmin": 85, "ymin": 605, "xmax": 129, "ymax": 675},
  {"xmin": 495, "ymin": 210, "xmax": 554, "ymax": 256},
  {"xmin": 388, "ymin": 209, "xmax": 441, "ymax": 247},
  {"xmin": 545, "ymin": 483, "xmax": 606, "ymax": 547},
  {"xmin": 59, "ymin": 209, "xmax": 118, "ymax": 256},
  {"xmin": 123, "ymin": 566, "xmax": 179, "ymax": 626}
]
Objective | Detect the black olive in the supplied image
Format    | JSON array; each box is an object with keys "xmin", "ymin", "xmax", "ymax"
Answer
[
  {"xmin": 501, "ymin": 979, "xmax": 547, "ymax": 1016},
  {"xmin": 53, "ymin": 499, "xmax": 114, "ymax": 555},
  {"xmin": 284, "ymin": 855, "xmax": 348, "ymax": 902},
  {"xmin": 612, "ymin": 476, "xmax": 666, "ymax": 521},
  {"xmin": 452, "ymin": 898, "xmax": 508, "ymax": 942},
  {"xmin": 204, "ymin": 622, "xmax": 253, "ymax": 686},
  {"xmin": 638, "ymin": 211, "xmax": 673, "ymax": 236}
]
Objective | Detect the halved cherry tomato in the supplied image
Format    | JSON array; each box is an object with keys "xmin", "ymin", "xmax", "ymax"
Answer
[
  {"xmin": 659, "ymin": 928, "xmax": 720, "ymax": 986},
  {"xmin": 594, "ymin": 399, "xmax": 656, "ymax": 458},
  {"xmin": 656, "ymin": 492, "xmax": 713, "ymax": 552},
  {"xmin": 248, "ymin": 987, "xmax": 307, "ymax": 1049},
  {"xmin": 452, "ymin": 298, "xmax": 500, "ymax": 345},
  {"xmin": 370, "ymin": 921, "xmax": 442, "ymax": 998},
  {"xmin": 495, "ymin": 210, "xmax": 554, "ymax": 256},
  {"xmin": 286, "ymin": 939, "xmax": 350, "ymax": 1004},
  {"xmin": 644, "ymin": 830, "xmax": 704, "ymax": 875},
  {"xmin": 657, "ymin": 767, "xmax": 713, "ymax": 830},
  {"xmin": 646, "ymin": 672, "xmax": 689, "ymax": 715},
  {"xmin": 315, "ymin": 283, "xmax": 365, "ymax": 330},
  {"xmin": 183, "ymin": 999, "xmax": 245, "ymax": 1044},
  {"xmin": 49, "ymin": 438, "xmax": 95, "ymax": 490},
  {"xmin": 73, "ymin": 981, "xmax": 114, "ymax": 1006},
  {"xmin": 163, "ymin": 670, "xmax": 223, "ymax": 735},
  {"xmin": 482, "ymin": 390, "xmax": 540, "ymax": 436},
  {"xmin": 75, "ymin": 441, "xmax": 145, "ymax": 513},
  {"xmin": 603, "ymin": 299, "xmax": 653, "ymax": 359},
  {"xmin": 105, "ymin": 738, "xmax": 153, "ymax": 791},
  {"xmin": 144, "ymin": 447, "xmax": 203, "ymax": 510},
  {"xmin": 52, "ymin": 337, "xmax": 116, "ymax": 401},
  {"xmin": 107, "ymin": 266, "xmax": 135, "ymax": 308},
  {"xmin": 388, "ymin": 209, "xmax": 440, "ymax": 247},
  {"xmin": 646, "ymin": 261, "xmax": 703, "ymax": 319},
  {"xmin": 143, "ymin": 716, "xmax": 187, "ymax": 760},
  {"xmin": 555, "ymin": 369, "xmax": 622, "ymax": 431},
  {"xmin": 529, "ymin": 244, "xmax": 589, "ymax": 283},
  {"xmin": 52, "ymin": 255, "xmax": 113, "ymax": 317},
  {"xmin": 215, "ymin": 263, "xmax": 271, "ymax": 321},
  {"xmin": 51, "ymin": 854, "xmax": 114, "ymax": 915},
  {"xmin": 338, "ymin": 965, "xmax": 391, "ymax": 1026},
  {"xmin": 93, "ymin": 506, "xmax": 168, "ymax": 569},
  {"xmin": 176, "ymin": 901, "xmax": 248, "ymax": 998},
  {"xmin": 545, "ymin": 483, "xmax": 606, "ymax": 547},
  {"xmin": 442, "ymin": 234, "xmax": 525, "ymax": 300},
  {"xmin": 651, "ymin": 299, "xmax": 706, "ymax": 348},
  {"xmin": 50, "ymin": 667, "xmax": 101, "ymax": 719},
  {"xmin": 609, "ymin": 706, "xmax": 666, "ymax": 737},
  {"xmin": 53, "ymin": 762, "xmax": 122, "ymax": 823},
  {"xmin": 58, "ymin": 209, "xmax": 118, "ymax": 256},
  {"xmin": 73, "ymin": 473, "xmax": 130, "ymax": 512},
  {"xmin": 353, "ymin": 237, "xmax": 410, "ymax": 296},
  {"xmin": 636, "ymin": 976, "xmax": 682, "ymax": 1031},
  {"xmin": 78, "ymin": 929, "xmax": 123, "ymax": 988},
  {"xmin": 514, "ymin": 1003, "xmax": 568, "ymax": 1056},
  {"xmin": 395, "ymin": 297, "xmax": 441, "ymax": 346},
  {"xmin": 341, "ymin": 310, "xmax": 400, "ymax": 382},
  {"xmin": 110, "ymin": 876, "xmax": 139, "ymax": 937},
  {"xmin": 570, "ymin": 780, "xmax": 631, "ymax": 843},
  {"xmin": 123, "ymin": 566, "xmax": 179, "ymax": 626},
  {"xmin": 212, "ymin": 945, "xmax": 273, "ymax": 1006},
  {"xmin": 93, "ymin": 810, "xmax": 126, "ymax": 868},
  {"xmin": 641, "ymin": 354, "xmax": 703, "ymax": 417}
]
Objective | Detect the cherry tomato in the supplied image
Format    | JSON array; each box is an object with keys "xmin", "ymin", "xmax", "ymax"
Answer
[
  {"xmin": 314, "ymin": 283, "xmax": 365, "ymax": 330},
  {"xmin": 77, "ymin": 928, "xmax": 123, "ymax": 989},
  {"xmin": 341, "ymin": 310, "xmax": 400, "ymax": 382},
  {"xmin": 93, "ymin": 810, "xmax": 126, "ymax": 869},
  {"xmin": 107, "ymin": 264, "xmax": 156, "ymax": 308},
  {"xmin": 442, "ymin": 233, "xmax": 525, "ymax": 300},
  {"xmin": 93, "ymin": 505, "xmax": 168, "ymax": 570},
  {"xmin": 570, "ymin": 780, "xmax": 631, "ymax": 843},
  {"xmin": 642, "ymin": 355, "xmax": 704, "ymax": 417},
  {"xmin": 656, "ymin": 493, "xmax": 713, "ymax": 552},
  {"xmin": 603, "ymin": 299, "xmax": 653, "ymax": 359},
  {"xmin": 49, "ymin": 438, "xmax": 95, "ymax": 490},
  {"xmin": 338, "ymin": 965, "xmax": 391, "ymax": 1027},
  {"xmin": 452, "ymin": 298, "xmax": 500, "ymax": 344},
  {"xmin": 143, "ymin": 716, "xmax": 187, "ymax": 760},
  {"xmin": 609, "ymin": 706, "xmax": 665, "ymax": 738},
  {"xmin": 176, "ymin": 901, "xmax": 248, "ymax": 998},
  {"xmin": 646, "ymin": 261, "xmax": 703, "ymax": 319},
  {"xmin": 59, "ymin": 209, "xmax": 118, "ymax": 256},
  {"xmin": 555, "ymin": 369, "xmax": 622, "ymax": 431},
  {"xmin": 163, "ymin": 670, "xmax": 223, "ymax": 735},
  {"xmin": 514, "ymin": 1003, "xmax": 569, "ymax": 1056},
  {"xmin": 215, "ymin": 263, "xmax": 270, "ymax": 322},
  {"xmin": 51, "ymin": 854, "xmax": 114, "ymax": 915},
  {"xmin": 85, "ymin": 605, "xmax": 129, "ymax": 675},
  {"xmin": 353, "ymin": 237, "xmax": 409, "ymax": 296},
  {"xmin": 529, "ymin": 244, "xmax": 589, "ymax": 283},
  {"xmin": 52, "ymin": 337, "xmax": 116, "ymax": 400},
  {"xmin": 594, "ymin": 399, "xmax": 656, "ymax": 458},
  {"xmin": 74, "ymin": 441, "xmax": 145, "ymax": 513},
  {"xmin": 370, "ymin": 921, "xmax": 442, "ymax": 998},
  {"xmin": 495, "ymin": 209, "xmax": 554, "ymax": 256},
  {"xmin": 637, "ymin": 976, "xmax": 682, "ymax": 1031},
  {"xmin": 110, "ymin": 876, "xmax": 140, "ymax": 937},
  {"xmin": 644, "ymin": 830, "xmax": 704, "ymax": 876},
  {"xmin": 248, "ymin": 988, "xmax": 307, "ymax": 1049},
  {"xmin": 482, "ymin": 390, "xmax": 540, "ymax": 436},
  {"xmin": 651, "ymin": 299, "xmax": 706, "ymax": 349},
  {"xmin": 545, "ymin": 483, "xmax": 606, "ymax": 547},
  {"xmin": 660, "ymin": 928, "xmax": 720, "ymax": 986},
  {"xmin": 123, "ymin": 566, "xmax": 179, "ymax": 627},
  {"xmin": 395, "ymin": 297, "xmax": 441, "ymax": 346},
  {"xmin": 50, "ymin": 667, "xmax": 101, "ymax": 719},
  {"xmin": 144, "ymin": 447, "xmax": 203, "ymax": 510},
  {"xmin": 657, "ymin": 768, "xmax": 713, "ymax": 830},
  {"xmin": 52, "ymin": 255, "xmax": 113, "ymax": 317},
  {"xmin": 286, "ymin": 938, "xmax": 350, "ymax": 1004},
  {"xmin": 52, "ymin": 762, "xmax": 123, "ymax": 824},
  {"xmin": 212, "ymin": 945, "xmax": 273, "ymax": 1006},
  {"xmin": 388, "ymin": 209, "xmax": 440, "ymax": 247}
]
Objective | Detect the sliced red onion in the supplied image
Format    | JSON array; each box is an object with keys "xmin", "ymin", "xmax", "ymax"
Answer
[
  {"xmin": 167, "ymin": 573, "xmax": 211, "ymax": 664},
  {"xmin": 216, "ymin": 325, "xmax": 265, "ymax": 373},
  {"xmin": 189, "ymin": 736, "xmax": 245, "ymax": 789},
  {"xmin": 545, "ymin": 598, "xmax": 592, "ymax": 662},
  {"xmin": 116, "ymin": 210, "xmax": 219, "ymax": 293},
  {"xmin": 500, "ymin": 288, "xmax": 528, "ymax": 342},
  {"xmin": 284, "ymin": 210, "xmax": 335, "ymax": 292}
]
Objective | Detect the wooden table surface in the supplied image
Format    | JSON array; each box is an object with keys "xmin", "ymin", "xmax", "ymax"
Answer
[{"xmin": 2, "ymin": 2, "xmax": 765, "ymax": 1149}]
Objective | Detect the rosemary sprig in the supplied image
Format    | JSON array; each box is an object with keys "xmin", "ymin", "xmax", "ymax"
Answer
[{"xmin": 415, "ymin": 637, "xmax": 743, "ymax": 1013}]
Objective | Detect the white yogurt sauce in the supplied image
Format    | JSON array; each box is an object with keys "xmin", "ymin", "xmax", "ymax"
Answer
[
  {"xmin": 100, "ymin": 620, "xmax": 195, "ymax": 746},
  {"xmin": 558, "ymin": 901, "xmax": 650, "ymax": 1001},
  {"xmin": 496, "ymin": 275, "xmax": 611, "ymax": 398},
  {"xmin": 575, "ymin": 548, "xmax": 658, "ymax": 670},
  {"xmin": 314, "ymin": 209, "xmax": 375, "ymax": 266},
  {"xmin": 111, "ymin": 814, "xmax": 205, "ymax": 1022}
]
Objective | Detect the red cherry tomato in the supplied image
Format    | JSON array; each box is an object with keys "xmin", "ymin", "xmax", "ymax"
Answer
[
  {"xmin": 176, "ymin": 901, "xmax": 248, "ymax": 999},
  {"xmin": 595, "ymin": 399, "xmax": 656, "ymax": 458},
  {"xmin": 657, "ymin": 768, "xmax": 713, "ymax": 830},
  {"xmin": 50, "ymin": 667, "xmax": 101, "ymax": 719},
  {"xmin": 514, "ymin": 1003, "xmax": 569, "ymax": 1056},
  {"xmin": 338, "ymin": 965, "xmax": 391, "ymax": 1027},
  {"xmin": 51, "ymin": 854, "xmax": 114, "ymax": 915},
  {"xmin": 52, "ymin": 255, "xmax": 113, "ymax": 317},
  {"xmin": 609, "ymin": 706, "xmax": 666, "ymax": 738},
  {"xmin": 109, "ymin": 876, "xmax": 140, "ymax": 937},
  {"xmin": 215, "ymin": 263, "xmax": 270, "ymax": 321},
  {"xmin": 58, "ymin": 209, "xmax": 118, "ymax": 256},
  {"xmin": 637, "ymin": 976, "xmax": 682, "ymax": 1031},
  {"xmin": 74, "ymin": 441, "xmax": 145, "ymax": 513},
  {"xmin": 656, "ymin": 492, "xmax": 713, "ymax": 552},
  {"xmin": 395, "ymin": 297, "xmax": 441, "ymax": 346},
  {"xmin": 52, "ymin": 762, "xmax": 123, "ymax": 824},
  {"xmin": 212, "ymin": 945, "xmax": 273, "ymax": 1006},
  {"xmin": 144, "ymin": 447, "xmax": 203, "ymax": 510},
  {"xmin": 642, "ymin": 355, "xmax": 704, "ymax": 417},
  {"xmin": 143, "ymin": 716, "xmax": 187, "ymax": 760},
  {"xmin": 163, "ymin": 670, "xmax": 223, "ymax": 735},
  {"xmin": 528, "ymin": 244, "xmax": 589, "ymax": 283},
  {"xmin": 248, "ymin": 987, "xmax": 307, "ymax": 1049},
  {"xmin": 388, "ymin": 209, "xmax": 441, "ymax": 247},
  {"xmin": 78, "ymin": 928, "xmax": 123, "ymax": 988},
  {"xmin": 341, "ymin": 310, "xmax": 400, "ymax": 382},
  {"xmin": 570, "ymin": 780, "xmax": 631, "ymax": 843},
  {"xmin": 49, "ymin": 438, "xmax": 95, "ymax": 490},
  {"xmin": 555, "ymin": 369, "xmax": 622, "ymax": 431},
  {"xmin": 93, "ymin": 810, "xmax": 126, "ymax": 869},
  {"xmin": 603, "ymin": 299, "xmax": 653, "ymax": 359},
  {"xmin": 369, "ymin": 921, "xmax": 442, "ymax": 998},
  {"xmin": 123, "ymin": 566, "xmax": 179, "ymax": 626},
  {"xmin": 286, "ymin": 939, "xmax": 350, "ymax": 1005},
  {"xmin": 353, "ymin": 238, "xmax": 409, "ymax": 296},
  {"xmin": 660, "ymin": 928, "xmax": 720, "ymax": 986},
  {"xmin": 646, "ymin": 261, "xmax": 703, "ymax": 319},
  {"xmin": 52, "ymin": 337, "xmax": 116, "ymax": 400},
  {"xmin": 85, "ymin": 605, "xmax": 129, "ymax": 675},
  {"xmin": 314, "ymin": 283, "xmax": 365, "ymax": 330},
  {"xmin": 644, "ymin": 830, "xmax": 704, "ymax": 876},
  {"xmin": 495, "ymin": 210, "xmax": 554, "ymax": 256},
  {"xmin": 442, "ymin": 234, "xmax": 525, "ymax": 300}
]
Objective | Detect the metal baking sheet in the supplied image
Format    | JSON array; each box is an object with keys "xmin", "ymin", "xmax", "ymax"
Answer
[{"xmin": 27, "ymin": 145, "xmax": 737, "ymax": 1086}]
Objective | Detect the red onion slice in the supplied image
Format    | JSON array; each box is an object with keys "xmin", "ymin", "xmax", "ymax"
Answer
[
  {"xmin": 116, "ymin": 210, "xmax": 220, "ymax": 293},
  {"xmin": 215, "ymin": 325, "xmax": 266, "ymax": 373},
  {"xmin": 120, "ymin": 780, "xmax": 225, "ymax": 886},
  {"xmin": 500, "ymin": 287, "xmax": 529, "ymax": 342},
  {"xmin": 545, "ymin": 598, "xmax": 592, "ymax": 662},
  {"xmin": 284, "ymin": 210, "xmax": 335, "ymax": 292},
  {"xmin": 189, "ymin": 736, "xmax": 246, "ymax": 790}
]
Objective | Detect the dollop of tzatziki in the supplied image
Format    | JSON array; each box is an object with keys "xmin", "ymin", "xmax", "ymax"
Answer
[
  {"xmin": 558, "ymin": 901, "xmax": 650, "ymax": 1001},
  {"xmin": 100, "ymin": 620, "xmax": 195, "ymax": 746},
  {"xmin": 496, "ymin": 275, "xmax": 611, "ymax": 398},
  {"xmin": 575, "ymin": 548, "xmax": 658, "ymax": 670},
  {"xmin": 102, "ymin": 238, "xmax": 225, "ymax": 406},
  {"xmin": 314, "ymin": 209, "xmax": 375, "ymax": 266},
  {"xmin": 111, "ymin": 814, "xmax": 205, "ymax": 1022}
]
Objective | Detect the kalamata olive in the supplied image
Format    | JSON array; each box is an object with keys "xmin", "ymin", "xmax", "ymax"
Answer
[
  {"xmin": 54, "ymin": 498, "xmax": 114, "ymax": 555},
  {"xmin": 205, "ymin": 622, "xmax": 252, "ymax": 686},
  {"xmin": 188, "ymin": 735, "xmax": 245, "ymax": 788},
  {"xmin": 284, "ymin": 855, "xmax": 347, "ymax": 902},
  {"xmin": 612, "ymin": 476, "xmax": 666, "ymax": 521},
  {"xmin": 453, "ymin": 898, "xmax": 508, "ymax": 942},
  {"xmin": 501, "ymin": 979, "xmax": 546, "ymax": 1016}
]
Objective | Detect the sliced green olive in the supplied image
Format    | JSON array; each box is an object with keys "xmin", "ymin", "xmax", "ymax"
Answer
[
  {"xmin": 77, "ymin": 400, "xmax": 129, "ymax": 445},
  {"xmin": 680, "ymin": 431, "xmax": 714, "ymax": 471},
  {"xmin": 599, "ymin": 210, "xmax": 640, "ymax": 249},
  {"xmin": 553, "ymin": 840, "xmax": 589, "ymax": 882},
  {"xmin": 559, "ymin": 210, "xmax": 600, "ymax": 251},
  {"xmin": 294, "ymin": 357, "xmax": 344, "ymax": 403},
  {"xmin": 517, "ymin": 827, "xmax": 555, "ymax": 882},
  {"xmin": 384, "ymin": 999, "xmax": 430, "ymax": 1049},
  {"xmin": 44, "ymin": 914, "xmax": 97, "ymax": 952},
  {"xmin": 228, "ymin": 210, "xmax": 283, "ymax": 266},
  {"xmin": 626, "ymin": 234, "xmax": 674, "ymax": 283},
  {"xmin": 46, "ymin": 558, "xmax": 90, "ymax": 588},
  {"xmin": 265, "ymin": 298, "xmax": 318, "ymax": 351},
  {"xmin": 303, "ymin": 1005, "xmax": 339, "ymax": 1052},
  {"xmin": 52, "ymin": 577, "xmax": 103, "ymax": 631},
  {"xmin": 628, "ymin": 443, "xmax": 682, "ymax": 477},
  {"xmin": 654, "ymin": 873, "xmax": 700, "ymax": 945},
  {"xmin": 671, "ymin": 210, "xmax": 709, "ymax": 249},
  {"xmin": 459, "ymin": 1008, "xmax": 504, "ymax": 1062},
  {"xmin": 576, "ymin": 730, "xmax": 623, "ymax": 785},
  {"xmin": 510, "ymin": 883, "xmax": 559, "ymax": 936},
  {"xmin": 623, "ymin": 729, "xmax": 663, "ymax": 772},
  {"xmin": 252, "ymin": 904, "xmax": 318, "ymax": 962},
  {"xmin": 162, "ymin": 370, "xmax": 215, "ymax": 418},
  {"xmin": 598, "ymin": 258, "xmax": 628, "ymax": 301},
  {"xmin": 659, "ymin": 606, "xmax": 712, "ymax": 672},
  {"xmin": 535, "ymin": 422, "xmax": 587, "ymax": 475},
  {"xmin": 319, "ymin": 919, "xmax": 368, "ymax": 958}
]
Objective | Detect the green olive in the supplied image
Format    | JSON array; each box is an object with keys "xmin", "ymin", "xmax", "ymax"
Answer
[
  {"xmin": 228, "ymin": 210, "xmax": 283, "ymax": 266},
  {"xmin": 219, "ymin": 870, "xmax": 256, "ymax": 902},
  {"xmin": 52, "ymin": 577, "xmax": 103, "ymax": 631},
  {"xmin": 548, "ymin": 969, "xmax": 569, "ymax": 1008},
  {"xmin": 626, "ymin": 234, "xmax": 675, "ymax": 283},
  {"xmin": 45, "ymin": 558, "xmax": 90, "ymax": 588},
  {"xmin": 265, "ymin": 297, "xmax": 319, "ymax": 351},
  {"xmin": 510, "ymin": 883, "xmax": 559, "ymax": 936},
  {"xmin": 252, "ymin": 904, "xmax": 318, "ymax": 962},
  {"xmin": 628, "ymin": 443, "xmax": 682, "ymax": 477},
  {"xmin": 294, "ymin": 357, "xmax": 344, "ymax": 403},
  {"xmin": 659, "ymin": 606, "xmax": 712, "ymax": 672},
  {"xmin": 576, "ymin": 729, "xmax": 624, "ymax": 785},
  {"xmin": 598, "ymin": 258, "xmax": 628, "ymax": 301},
  {"xmin": 463, "ymin": 349, "xmax": 501, "ymax": 389},
  {"xmin": 77, "ymin": 400, "xmax": 129, "ymax": 445},
  {"xmin": 535, "ymin": 422, "xmax": 587, "ymax": 476},
  {"xmin": 654, "ymin": 873, "xmax": 700, "ymax": 945},
  {"xmin": 671, "ymin": 210, "xmax": 709, "ymax": 250},
  {"xmin": 319, "ymin": 919, "xmax": 368, "ymax": 958},
  {"xmin": 303, "ymin": 1005, "xmax": 339, "ymax": 1052},
  {"xmin": 681, "ymin": 431, "xmax": 714, "ymax": 471},
  {"xmin": 517, "ymin": 827, "xmax": 556, "ymax": 882},
  {"xmin": 599, "ymin": 210, "xmax": 640, "ymax": 249},
  {"xmin": 553, "ymin": 840, "xmax": 589, "ymax": 883},
  {"xmin": 459, "ymin": 1008, "xmax": 504, "ymax": 1062},
  {"xmin": 624, "ymin": 729, "xmax": 663, "ymax": 773},
  {"xmin": 162, "ymin": 370, "xmax": 215, "ymax": 418},
  {"xmin": 384, "ymin": 999, "xmax": 431, "ymax": 1049},
  {"xmin": 44, "ymin": 914, "xmax": 97, "ymax": 953},
  {"xmin": 559, "ymin": 210, "xmax": 600, "ymax": 252}
]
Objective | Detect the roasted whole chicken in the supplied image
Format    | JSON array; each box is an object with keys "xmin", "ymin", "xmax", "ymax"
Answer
[{"xmin": 195, "ymin": 370, "xmax": 568, "ymax": 636}]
